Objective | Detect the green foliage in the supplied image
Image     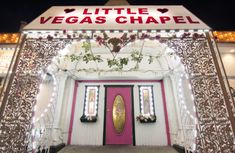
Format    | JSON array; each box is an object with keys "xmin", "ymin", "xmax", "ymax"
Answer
[
  {"xmin": 81, "ymin": 41, "xmax": 90, "ymax": 53},
  {"xmin": 62, "ymin": 41, "xmax": 169, "ymax": 71},
  {"xmin": 120, "ymin": 58, "xmax": 129, "ymax": 66},
  {"xmin": 107, "ymin": 57, "xmax": 129, "ymax": 70},
  {"xmin": 93, "ymin": 55, "xmax": 103, "ymax": 63},
  {"xmin": 148, "ymin": 56, "xmax": 153, "ymax": 64},
  {"xmin": 107, "ymin": 59, "xmax": 118, "ymax": 68},
  {"xmin": 131, "ymin": 50, "xmax": 143, "ymax": 63},
  {"xmin": 83, "ymin": 53, "xmax": 103, "ymax": 63},
  {"xmin": 69, "ymin": 54, "xmax": 81, "ymax": 62},
  {"xmin": 80, "ymin": 41, "xmax": 103, "ymax": 63}
]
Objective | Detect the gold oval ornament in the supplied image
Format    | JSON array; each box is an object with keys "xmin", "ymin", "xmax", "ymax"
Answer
[{"xmin": 112, "ymin": 95, "xmax": 126, "ymax": 134}]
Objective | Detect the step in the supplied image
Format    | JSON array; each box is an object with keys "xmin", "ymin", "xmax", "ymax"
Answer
[{"xmin": 58, "ymin": 145, "xmax": 178, "ymax": 153}]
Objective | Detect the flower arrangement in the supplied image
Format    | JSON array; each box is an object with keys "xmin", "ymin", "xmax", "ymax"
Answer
[
  {"xmin": 80, "ymin": 115, "xmax": 97, "ymax": 123},
  {"xmin": 136, "ymin": 114, "xmax": 156, "ymax": 123}
]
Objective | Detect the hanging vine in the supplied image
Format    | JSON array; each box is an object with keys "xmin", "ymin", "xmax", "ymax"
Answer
[
  {"xmin": 54, "ymin": 32, "xmax": 205, "ymax": 74},
  {"xmin": 95, "ymin": 32, "xmax": 137, "ymax": 57}
]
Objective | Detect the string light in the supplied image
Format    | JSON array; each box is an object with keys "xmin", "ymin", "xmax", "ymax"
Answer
[
  {"xmin": 213, "ymin": 31, "xmax": 235, "ymax": 42},
  {"xmin": 177, "ymin": 72, "xmax": 197, "ymax": 152},
  {"xmin": 84, "ymin": 86, "xmax": 99, "ymax": 116},
  {"xmin": 0, "ymin": 33, "xmax": 19, "ymax": 44},
  {"xmin": 31, "ymin": 72, "xmax": 58, "ymax": 153}
]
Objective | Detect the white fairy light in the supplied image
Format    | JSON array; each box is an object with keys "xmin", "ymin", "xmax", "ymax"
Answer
[
  {"xmin": 38, "ymin": 70, "xmax": 42, "ymax": 74},
  {"xmin": 44, "ymin": 109, "xmax": 48, "ymax": 113},
  {"xmin": 179, "ymin": 94, "xmax": 183, "ymax": 99},
  {"xmin": 192, "ymin": 143, "xmax": 196, "ymax": 151},
  {"xmin": 188, "ymin": 84, "xmax": 192, "ymax": 90},
  {"xmin": 31, "ymin": 129, "xmax": 35, "ymax": 135},
  {"xmin": 193, "ymin": 106, "xmax": 196, "ymax": 112},
  {"xmin": 180, "ymin": 73, "xmax": 184, "ymax": 78},
  {"xmin": 190, "ymin": 115, "xmax": 194, "ymax": 119},
  {"xmin": 53, "ymin": 87, "xmax": 57, "ymax": 91},
  {"xmin": 194, "ymin": 130, "xmax": 197, "ymax": 137},
  {"xmin": 185, "ymin": 74, "xmax": 189, "ymax": 79},
  {"xmin": 191, "ymin": 94, "xmax": 194, "ymax": 101},
  {"xmin": 39, "ymin": 84, "xmax": 43, "ymax": 90},
  {"xmin": 179, "ymin": 79, "xmax": 182, "ymax": 83},
  {"xmin": 194, "ymin": 118, "xmax": 198, "ymax": 124},
  {"xmin": 179, "ymin": 88, "xmax": 182, "ymax": 93},
  {"xmin": 178, "ymin": 73, "xmax": 198, "ymax": 151},
  {"xmin": 32, "ymin": 117, "xmax": 35, "ymax": 123},
  {"xmin": 32, "ymin": 142, "xmax": 36, "ymax": 149},
  {"xmin": 36, "ymin": 94, "xmax": 40, "ymax": 100},
  {"xmin": 33, "ymin": 106, "xmax": 37, "ymax": 112},
  {"xmin": 52, "ymin": 92, "xmax": 56, "ymax": 97}
]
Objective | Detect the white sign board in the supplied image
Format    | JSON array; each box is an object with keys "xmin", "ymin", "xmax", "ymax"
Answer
[{"xmin": 24, "ymin": 5, "xmax": 210, "ymax": 31}]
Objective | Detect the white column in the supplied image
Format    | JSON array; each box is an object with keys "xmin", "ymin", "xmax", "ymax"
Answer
[
  {"xmin": 169, "ymin": 74, "xmax": 185, "ymax": 144},
  {"xmin": 52, "ymin": 71, "xmax": 68, "ymax": 145},
  {"xmin": 163, "ymin": 76, "xmax": 179, "ymax": 144},
  {"xmin": 60, "ymin": 78, "xmax": 75, "ymax": 143}
]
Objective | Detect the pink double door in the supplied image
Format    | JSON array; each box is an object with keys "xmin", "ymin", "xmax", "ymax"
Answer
[{"xmin": 104, "ymin": 86, "xmax": 134, "ymax": 145}]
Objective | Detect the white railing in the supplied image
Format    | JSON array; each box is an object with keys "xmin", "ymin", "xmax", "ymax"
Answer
[
  {"xmin": 175, "ymin": 73, "xmax": 197, "ymax": 152},
  {"xmin": 27, "ymin": 74, "xmax": 60, "ymax": 153}
]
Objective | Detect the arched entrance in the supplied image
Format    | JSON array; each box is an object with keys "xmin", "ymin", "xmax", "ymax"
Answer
[
  {"xmin": 0, "ymin": 30, "xmax": 234, "ymax": 153},
  {"xmin": 0, "ymin": 6, "xmax": 235, "ymax": 153}
]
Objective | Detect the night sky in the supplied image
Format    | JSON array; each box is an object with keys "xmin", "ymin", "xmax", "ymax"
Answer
[{"xmin": 0, "ymin": 0, "xmax": 234, "ymax": 33}]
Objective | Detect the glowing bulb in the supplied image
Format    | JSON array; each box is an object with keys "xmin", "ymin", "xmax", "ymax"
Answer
[
  {"xmin": 230, "ymin": 49, "xmax": 235, "ymax": 53},
  {"xmin": 188, "ymin": 84, "xmax": 192, "ymax": 90},
  {"xmin": 33, "ymin": 106, "xmax": 37, "ymax": 111},
  {"xmin": 32, "ymin": 142, "xmax": 36, "ymax": 149},
  {"xmin": 191, "ymin": 95, "xmax": 194, "ymax": 101}
]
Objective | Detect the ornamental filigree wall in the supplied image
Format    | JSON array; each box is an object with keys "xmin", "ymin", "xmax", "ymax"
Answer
[
  {"xmin": 0, "ymin": 34, "xmax": 234, "ymax": 153},
  {"xmin": 167, "ymin": 38, "xmax": 235, "ymax": 153},
  {"xmin": 0, "ymin": 38, "xmax": 72, "ymax": 152}
]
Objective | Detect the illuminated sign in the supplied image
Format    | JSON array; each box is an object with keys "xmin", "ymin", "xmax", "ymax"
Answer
[
  {"xmin": 24, "ymin": 6, "xmax": 210, "ymax": 30},
  {"xmin": 0, "ymin": 49, "xmax": 14, "ymax": 74}
]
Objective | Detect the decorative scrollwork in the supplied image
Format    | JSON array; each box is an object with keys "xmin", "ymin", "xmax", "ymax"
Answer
[
  {"xmin": 0, "ymin": 37, "xmax": 71, "ymax": 152},
  {"xmin": 0, "ymin": 34, "xmax": 234, "ymax": 153},
  {"xmin": 167, "ymin": 37, "xmax": 235, "ymax": 153}
]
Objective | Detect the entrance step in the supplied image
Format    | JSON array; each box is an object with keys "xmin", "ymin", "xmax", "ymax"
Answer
[{"xmin": 58, "ymin": 145, "xmax": 178, "ymax": 153}]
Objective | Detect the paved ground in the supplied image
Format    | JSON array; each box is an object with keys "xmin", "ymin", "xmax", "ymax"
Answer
[{"xmin": 59, "ymin": 145, "xmax": 178, "ymax": 153}]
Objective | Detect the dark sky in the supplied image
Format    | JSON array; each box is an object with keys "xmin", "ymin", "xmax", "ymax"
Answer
[{"xmin": 0, "ymin": 0, "xmax": 234, "ymax": 32}]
